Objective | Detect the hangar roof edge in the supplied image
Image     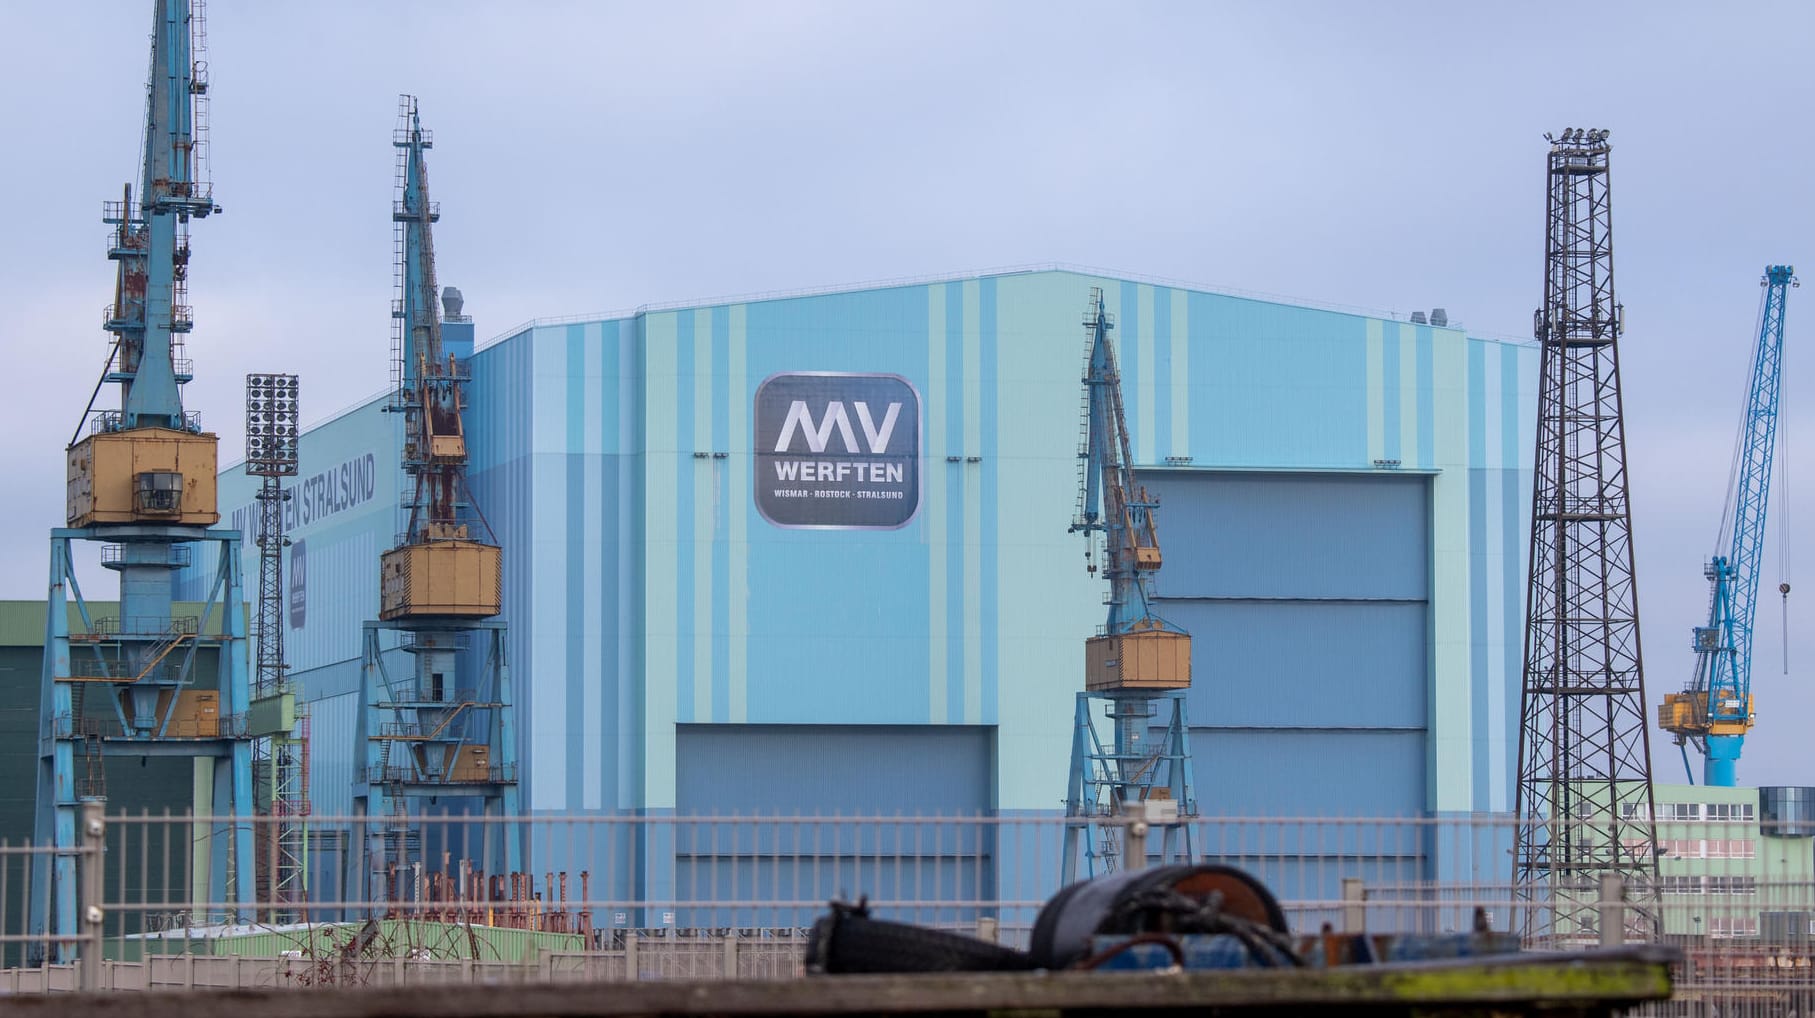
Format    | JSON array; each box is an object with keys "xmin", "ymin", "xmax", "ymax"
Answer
[{"xmin": 475, "ymin": 263, "xmax": 1537, "ymax": 355}]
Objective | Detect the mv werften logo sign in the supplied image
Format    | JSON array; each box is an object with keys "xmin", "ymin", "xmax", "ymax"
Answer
[{"xmin": 754, "ymin": 373, "xmax": 920, "ymax": 529}]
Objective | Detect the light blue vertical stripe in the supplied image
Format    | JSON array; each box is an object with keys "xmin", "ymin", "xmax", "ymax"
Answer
[
  {"xmin": 565, "ymin": 324, "xmax": 587, "ymax": 806},
  {"xmin": 617, "ymin": 319, "xmax": 639, "ymax": 807},
  {"xmin": 1466, "ymin": 342, "xmax": 1489, "ymax": 811},
  {"xmin": 675, "ymin": 312, "xmax": 696, "ymax": 724},
  {"xmin": 1153, "ymin": 288, "xmax": 1171, "ymax": 463},
  {"xmin": 604, "ymin": 320, "xmax": 628, "ymax": 809},
  {"xmin": 711, "ymin": 307, "xmax": 731, "ymax": 723},
  {"xmin": 1119, "ymin": 281, "xmax": 1140, "ymax": 443},
  {"xmin": 926, "ymin": 286, "xmax": 947, "ymax": 724},
  {"xmin": 979, "ymin": 278, "xmax": 999, "ymax": 725},
  {"xmin": 945, "ymin": 284, "xmax": 965, "ymax": 722},
  {"xmin": 1500, "ymin": 344, "xmax": 1523, "ymax": 783},
  {"xmin": 1416, "ymin": 328, "xmax": 1434, "ymax": 470},
  {"xmin": 1382, "ymin": 329, "xmax": 1402, "ymax": 464}
]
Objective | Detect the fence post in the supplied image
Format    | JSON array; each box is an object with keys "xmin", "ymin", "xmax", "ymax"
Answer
[
  {"xmin": 78, "ymin": 801, "xmax": 105, "ymax": 992},
  {"xmin": 1124, "ymin": 820, "xmax": 1148, "ymax": 870},
  {"xmin": 723, "ymin": 931, "xmax": 738, "ymax": 979},
  {"xmin": 625, "ymin": 930, "xmax": 637, "ymax": 981},
  {"xmin": 1341, "ymin": 877, "xmax": 1367, "ymax": 932},
  {"xmin": 1598, "ymin": 873, "xmax": 1625, "ymax": 948},
  {"xmin": 975, "ymin": 916, "xmax": 999, "ymax": 944}
]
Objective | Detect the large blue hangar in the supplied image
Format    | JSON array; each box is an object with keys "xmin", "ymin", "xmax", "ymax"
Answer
[{"xmin": 198, "ymin": 266, "xmax": 1538, "ymax": 903}]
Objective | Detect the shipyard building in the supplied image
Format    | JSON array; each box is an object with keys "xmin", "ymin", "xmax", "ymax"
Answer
[{"xmin": 197, "ymin": 267, "xmax": 1539, "ymax": 894}]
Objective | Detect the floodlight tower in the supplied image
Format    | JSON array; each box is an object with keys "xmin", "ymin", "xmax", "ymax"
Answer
[
  {"xmin": 244, "ymin": 374, "xmax": 310, "ymax": 919},
  {"xmin": 32, "ymin": 0, "xmax": 253, "ymax": 958},
  {"xmin": 1512, "ymin": 129, "xmax": 1659, "ymax": 942},
  {"xmin": 348, "ymin": 96, "xmax": 521, "ymax": 906},
  {"xmin": 1061, "ymin": 288, "xmax": 1198, "ymax": 884}
]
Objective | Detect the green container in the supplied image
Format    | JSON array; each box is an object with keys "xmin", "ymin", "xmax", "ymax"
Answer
[{"xmin": 110, "ymin": 919, "xmax": 583, "ymax": 964}]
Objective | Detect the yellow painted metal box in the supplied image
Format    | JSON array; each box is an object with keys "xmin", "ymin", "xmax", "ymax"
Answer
[
  {"xmin": 157, "ymin": 689, "xmax": 220, "ymax": 738},
  {"xmin": 67, "ymin": 428, "xmax": 219, "ymax": 527},
  {"xmin": 1085, "ymin": 630, "xmax": 1192, "ymax": 692},
  {"xmin": 379, "ymin": 541, "xmax": 502, "ymax": 620},
  {"xmin": 450, "ymin": 744, "xmax": 492, "ymax": 782}
]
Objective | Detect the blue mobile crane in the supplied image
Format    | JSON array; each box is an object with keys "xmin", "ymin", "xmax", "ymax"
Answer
[{"xmin": 1659, "ymin": 266, "xmax": 1796, "ymax": 786}]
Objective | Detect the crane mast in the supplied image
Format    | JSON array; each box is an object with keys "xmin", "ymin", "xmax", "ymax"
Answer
[
  {"xmin": 1061, "ymin": 288, "xmax": 1197, "ymax": 883},
  {"xmin": 1660, "ymin": 265, "xmax": 1796, "ymax": 786}
]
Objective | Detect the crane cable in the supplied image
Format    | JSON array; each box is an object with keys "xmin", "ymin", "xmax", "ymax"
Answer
[{"xmin": 1779, "ymin": 341, "xmax": 1792, "ymax": 675}]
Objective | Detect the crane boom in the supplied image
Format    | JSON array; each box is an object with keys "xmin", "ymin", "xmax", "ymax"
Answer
[
  {"xmin": 1071, "ymin": 289, "xmax": 1173, "ymax": 637},
  {"xmin": 1660, "ymin": 265, "xmax": 1796, "ymax": 786}
]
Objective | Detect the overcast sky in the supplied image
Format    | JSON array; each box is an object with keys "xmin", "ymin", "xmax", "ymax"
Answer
[{"xmin": 4, "ymin": 2, "xmax": 1813, "ymax": 789}]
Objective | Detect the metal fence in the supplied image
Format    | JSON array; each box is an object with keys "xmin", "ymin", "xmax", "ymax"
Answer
[{"xmin": 0, "ymin": 810, "xmax": 1809, "ymax": 1014}]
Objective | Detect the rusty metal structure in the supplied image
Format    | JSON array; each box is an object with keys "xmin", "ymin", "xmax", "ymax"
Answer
[{"xmin": 1512, "ymin": 128, "xmax": 1659, "ymax": 940}]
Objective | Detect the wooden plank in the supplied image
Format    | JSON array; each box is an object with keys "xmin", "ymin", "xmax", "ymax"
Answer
[{"xmin": 0, "ymin": 947, "xmax": 1676, "ymax": 1017}]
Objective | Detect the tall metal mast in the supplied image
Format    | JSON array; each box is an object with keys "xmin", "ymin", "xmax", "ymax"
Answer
[
  {"xmin": 1660, "ymin": 266, "xmax": 1796, "ymax": 786},
  {"xmin": 245, "ymin": 373, "xmax": 309, "ymax": 919},
  {"xmin": 1512, "ymin": 129, "xmax": 1659, "ymax": 942},
  {"xmin": 350, "ymin": 96, "xmax": 521, "ymax": 906},
  {"xmin": 1061, "ymin": 287, "xmax": 1197, "ymax": 884},
  {"xmin": 34, "ymin": 0, "xmax": 253, "ymax": 959}
]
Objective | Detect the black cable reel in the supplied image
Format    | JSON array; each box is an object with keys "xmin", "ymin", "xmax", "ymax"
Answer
[{"xmin": 805, "ymin": 864, "xmax": 1297, "ymax": 975}]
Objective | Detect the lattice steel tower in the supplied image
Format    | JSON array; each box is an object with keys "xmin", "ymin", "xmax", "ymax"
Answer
[
  {"xmin": 245, "ymin": 374, "xmax": 309, "ymax": 920},
  {"xmin": 1513, "ymin": 129, "xmax": 1659, "ymax": 940}
]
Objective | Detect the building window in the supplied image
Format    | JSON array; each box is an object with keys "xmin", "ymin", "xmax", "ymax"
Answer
[
  {"xmin": 1659, "ymin": 803, "xmax": 1702, "ymax": 822},
  {"xmin": 1703, "ymin": 839, "xmax": 1756, "ymax": 860},
  {"xmin": 1707, "ymin": 876, "xmax": 1757, "ymax": 896},
  {"xmin": 1661, "ymin": 875, "xmax": 1704, "ymax": 895},
  {"xmin": 1710, "ymin": 916, "xmax": 1759, "ymax": 939},
  {"xmin": 1705, "ymin": 803, "xmax": 1756, "ymax": 823},
  {"xmin": 1661, "ymin": 838, "xmax": 1705, "ymax": 859},
  {"xmin": 1619, "ymin": 802, "xmax": 1650, "ymax": 821}
]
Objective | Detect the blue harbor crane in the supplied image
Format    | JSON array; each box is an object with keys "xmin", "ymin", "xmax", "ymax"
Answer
[
  {"xmin": 32, "ymin": 0, "xmax": 254, "ymax": 958},
  {"xmin": 1061, "ymin": 288, "xmax": 1198, "ymax": 883},
  {"xmin": 1660, "ymin": 266, "xmax": 1797, "ymax": 786},
  {"xmin": 349, "ymin": 96, "xmax": 522, "ymax": 906}
]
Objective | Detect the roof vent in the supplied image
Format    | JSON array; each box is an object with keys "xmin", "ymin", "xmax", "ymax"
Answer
[
  {"xmin": 1430, "ymin": 308, "xmax": 1449, "ymax": 327},
  {"xmin": 1409, "ymin": 311, "xmax": 1427, "ymax": 325}
]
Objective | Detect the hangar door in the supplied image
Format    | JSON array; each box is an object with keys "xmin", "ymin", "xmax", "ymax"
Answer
[
  {"xmin": 1140, "ymin": 471, "xmax": 1431, "ymax": 820},
  {"xmin": 674, "ymin": 725, "xmax": 994, "ymax": 927}
]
